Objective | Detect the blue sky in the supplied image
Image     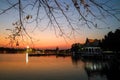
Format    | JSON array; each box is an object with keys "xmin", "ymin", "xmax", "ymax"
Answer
[{"xmin": 0, "ymin": 0, "xmax": 120, "ymax": 49}]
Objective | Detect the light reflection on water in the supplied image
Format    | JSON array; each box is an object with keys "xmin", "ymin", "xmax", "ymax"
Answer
[
  {"xmin": 0, "ymin": 53, "xmax": 119, "ymax": 80},
  {"xmin": 0, "ymin": 53, "xmax": 87, "ymax": 80}
]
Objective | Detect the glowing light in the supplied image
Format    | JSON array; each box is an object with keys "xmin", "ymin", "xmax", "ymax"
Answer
[{"xmin": 27, "ymin": 46, "xmax": 29, "ymax": 49}]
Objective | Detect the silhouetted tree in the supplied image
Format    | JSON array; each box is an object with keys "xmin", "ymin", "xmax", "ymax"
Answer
[
  {"xmin": 71, "ymin": 43, "xmax": 82, "ymax": 53},
  {"xmin": 0, "ymin": 0, "xmax": 120, "ymax": 46},
  {"xmin": 101, "ymin": 29, "xmax": 120, "ymax": 52}
]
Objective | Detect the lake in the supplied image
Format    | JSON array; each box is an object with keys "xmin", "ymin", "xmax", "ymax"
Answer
[{"xmin": 0, "ymin": 53, "xmax": 119, "ymax": 80}]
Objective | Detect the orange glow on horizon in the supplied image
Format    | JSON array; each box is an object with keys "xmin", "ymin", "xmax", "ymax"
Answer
[{"xmin": 0, "ymin": 31, "xmax": 86, "ymax": 49}]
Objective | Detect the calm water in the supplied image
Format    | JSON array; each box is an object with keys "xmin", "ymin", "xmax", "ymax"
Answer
[{"xmin": 0, "ymin": 53, "xmax": 119, "ymax": 80}]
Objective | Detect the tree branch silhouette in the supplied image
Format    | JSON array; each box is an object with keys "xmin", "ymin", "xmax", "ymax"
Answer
[{"xmin": 0, "ymin": 0, "xmax": 120, "ymax": 47}]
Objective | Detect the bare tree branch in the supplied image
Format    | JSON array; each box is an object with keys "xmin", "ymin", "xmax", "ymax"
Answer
[
  {"xmin": 0, "ymin": 2, "xmax": 18, "ymax": 15},
  {"xmin": 0, "ymin": 0, "xmax": 120, "ymax": 47}
]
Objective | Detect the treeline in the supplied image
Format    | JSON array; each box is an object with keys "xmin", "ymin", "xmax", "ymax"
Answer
[
  {"xmin": 100, "ymin": 29, "xmax": 120, "ymax": 52},
  {"xmin": 71, "ymin": 29, "xmax": 120, "ymax": 53},
  {"xmin": 0, "ymin": 47, "xmax": 26, "ymax": 53},
  {"xmin": 71, "ymin": 43, "xmax": 82, "ymax": 54}
]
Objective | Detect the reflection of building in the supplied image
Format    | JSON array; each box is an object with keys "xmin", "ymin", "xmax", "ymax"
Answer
[
  {"xmin": 84, "ymin": 59, "xmax": 120, "ymax": 80},
  {"xmin": 85, "ymin": 61, "xmax": 107, "ymax": 72},
  {"xmin": 84, "ymin": 60, "xmax": 108, "ymax": 80}
]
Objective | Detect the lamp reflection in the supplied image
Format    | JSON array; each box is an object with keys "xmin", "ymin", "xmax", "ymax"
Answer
[
  {"xmin": 26, "ymin": 45, "xmax": 29, "ymax": 63},
  {"xmin": 26, "ymin": 52, "xmax": 28, "ymax": 63}
]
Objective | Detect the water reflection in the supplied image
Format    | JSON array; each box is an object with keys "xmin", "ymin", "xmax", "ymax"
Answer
[
  {"xmin": 71, "ymin": 54, "xmax": 81, "ymax": 65},
  {"xmin": 0, "ymin": 53, "xmax": 120, "ymax": 80},
  {"xmin": 26, "ymin": 53, "xmax": 28, "ymax": 63},
  {"xmin": 104, "ymin": 58, "xmax": 120, "ymax": 80},
  {"xmin": 84, "ymin": 60, "xmax": 108, "ymax": 80},
  {"xmin": 0, "ymin": 54, "xmax": 87, "ymax": 80},
  {"xmin": 71, "ymin": 54, "xmax": 120, "ymax": 80}
]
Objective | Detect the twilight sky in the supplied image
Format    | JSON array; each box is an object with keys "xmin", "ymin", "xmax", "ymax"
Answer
[{"xmin": 0, "ymin": 0, "xmax": 120, "ymax": 49}]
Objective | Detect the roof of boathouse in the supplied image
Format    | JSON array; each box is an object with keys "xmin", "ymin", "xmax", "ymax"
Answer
[{"xmin": 84, "ymin": 38, "xmax": 100, "ymax": 47}]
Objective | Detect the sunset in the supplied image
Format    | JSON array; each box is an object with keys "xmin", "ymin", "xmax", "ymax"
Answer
[
  {"xmin": 0, "ymin": 0, "xmax": 120, "ymax": 49},
  {"xmin": 0, "ymin": 0, "xmax": 120, "ymax": 80}
]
